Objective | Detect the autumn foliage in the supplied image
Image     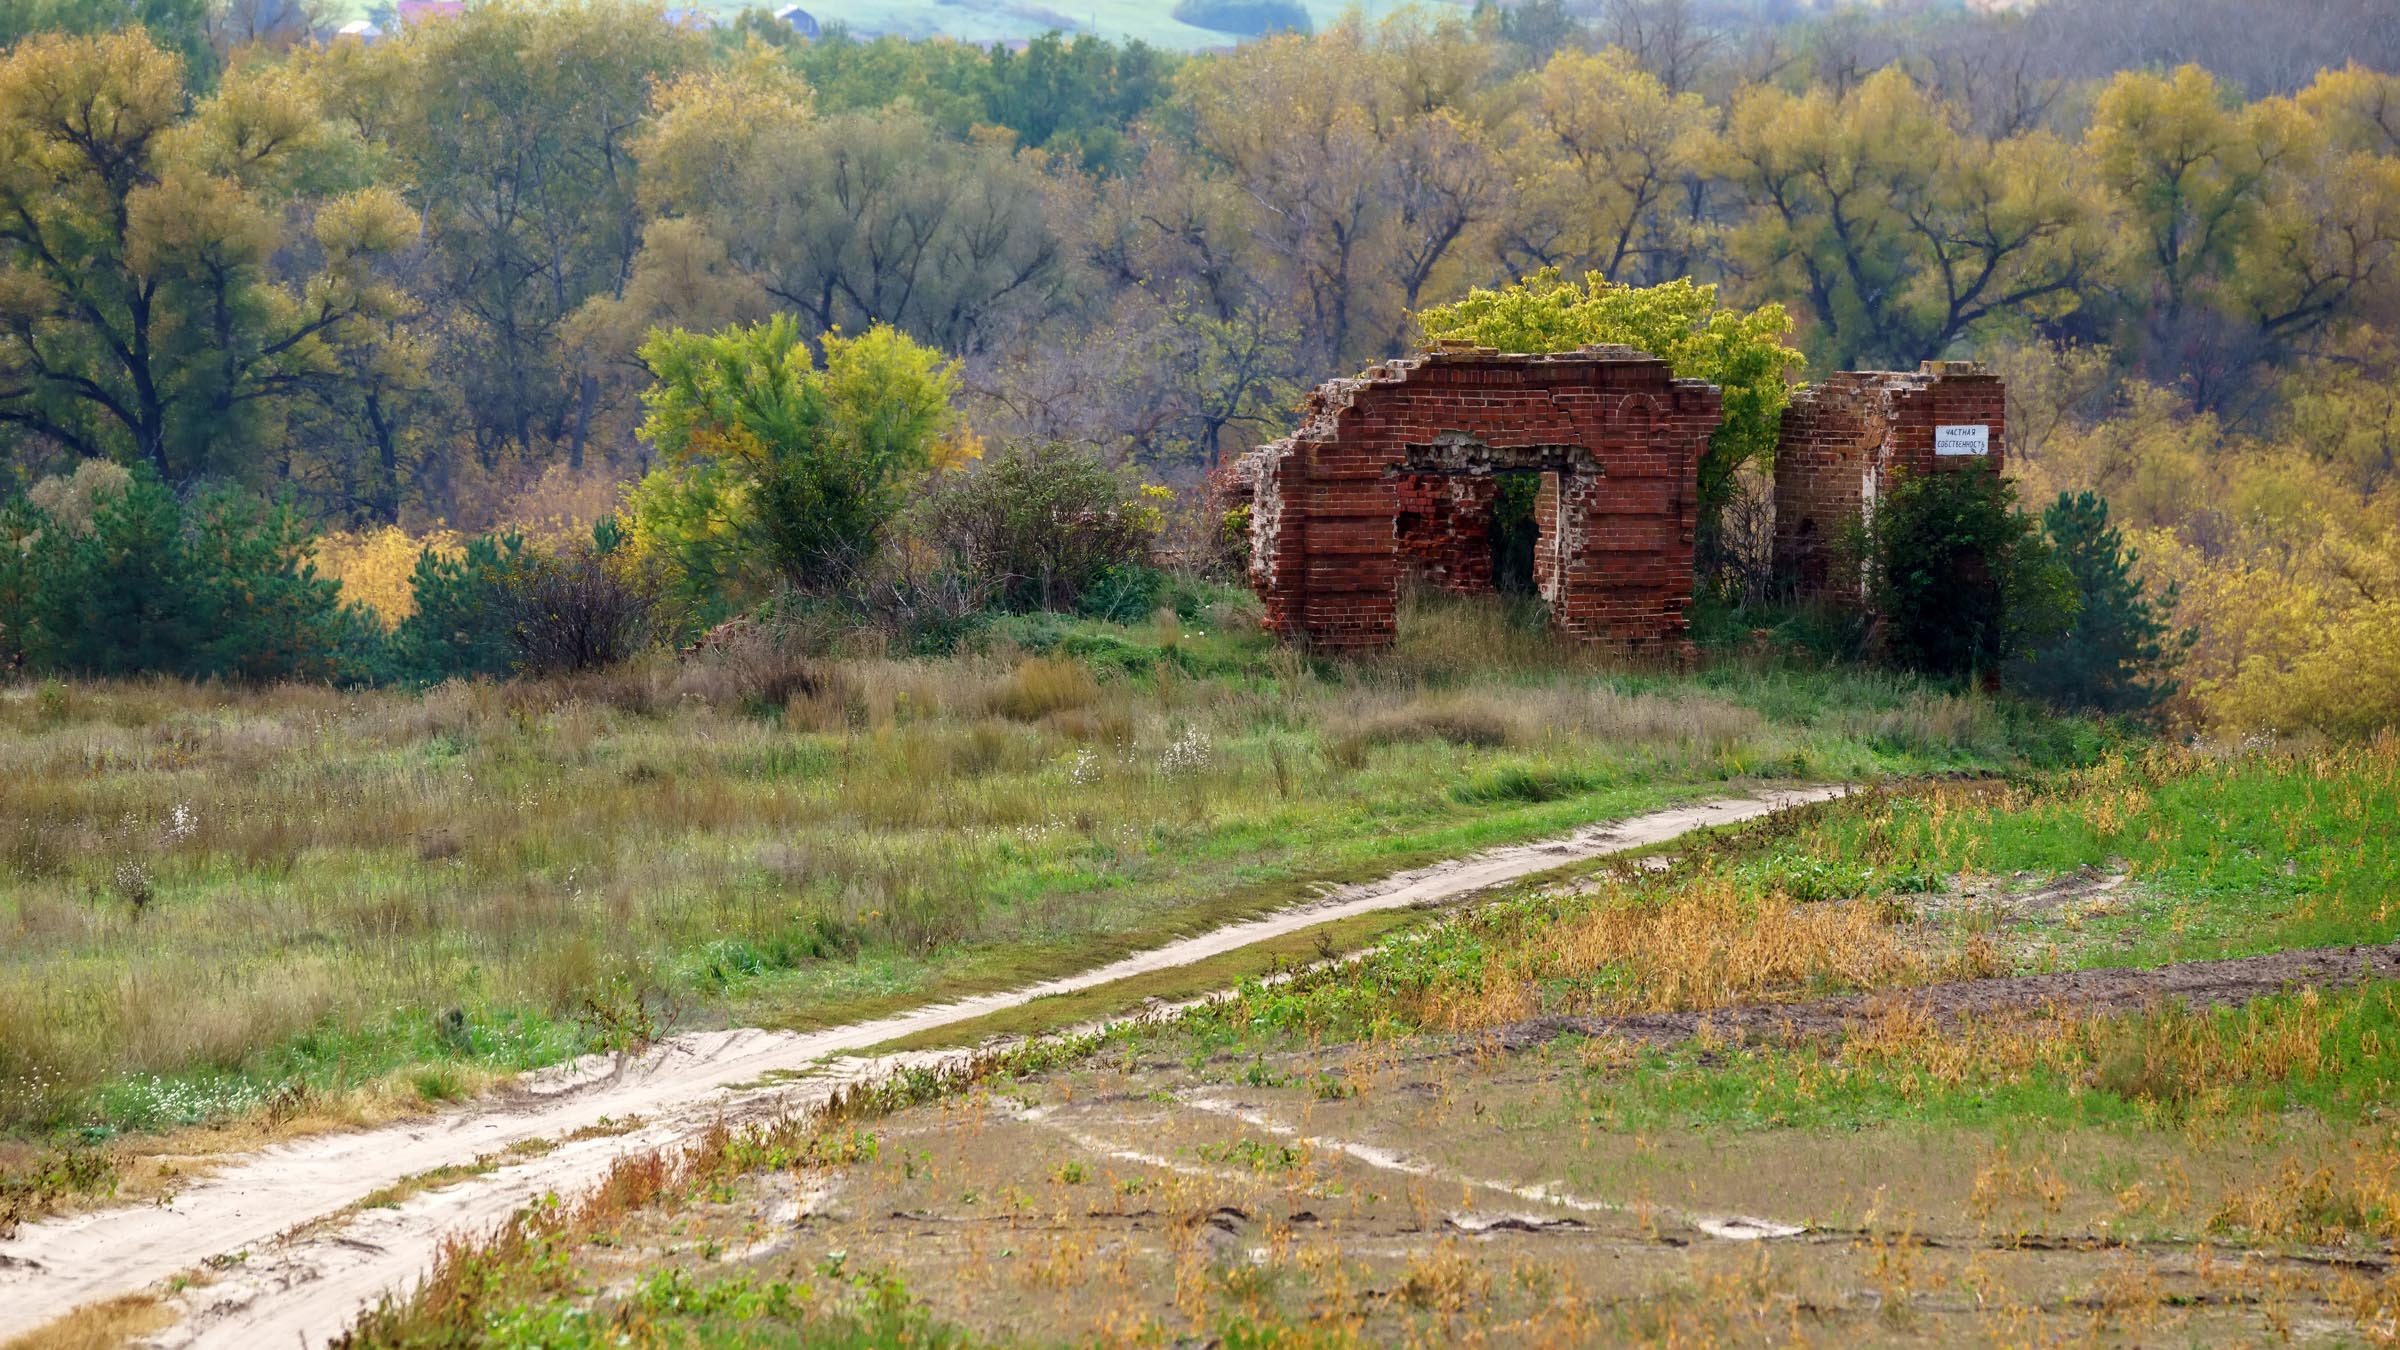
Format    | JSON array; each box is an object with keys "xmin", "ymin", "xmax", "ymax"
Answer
[
  {"xmin": 0, "ymin": 8, "xmax": 2391, "ymax": 729},
  {"xmin": 2005, "ymin": 344, "xmax": 2400, "ymax": 733}
]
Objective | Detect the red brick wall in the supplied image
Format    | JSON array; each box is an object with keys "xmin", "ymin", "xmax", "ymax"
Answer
[
  {"xmin": 1395, "ymin": 473, "xmax": 1499, "ymax": 593},
  {"xmin": 1772, "ymin": 361, "xmax": 2006, "ymax": 601},
  {"xmin": 1239, "ymin": 348, "xmax": 1721, "ymax": 650}
]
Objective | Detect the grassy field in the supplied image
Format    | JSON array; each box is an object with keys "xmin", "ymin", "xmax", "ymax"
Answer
[
  {"xmin": 328, "ymin": 739, "xmax": 2400, "ymax": 1347},
  {"xmin": 0, "ymin": 590, "xmax": 2082, "ymax": 1169}
]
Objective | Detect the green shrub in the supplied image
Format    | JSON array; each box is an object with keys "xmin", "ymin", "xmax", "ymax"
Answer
[
  {"xmin": 1170, "ymin": 0, "xmax": 1311, "ymax": 34},
  {"xmin": 1869, "ymin": 465, "xmax": 2074, "ymax": 681},
  {"xmin": 1058, "ymin": 629, "xmax": 1167, "ymax": 675},
  {"xmin": 393, "ymin": 531, "xmax": 659, "ymax": 685},
  {"xmin": 915, "ymin": 441, "xmax": 1165, "ymax": 614},
  {"xmin": 2013, "ymin": 491, "xmax": 2191, "ymax": 715},
  {"xmin": 634, "ymin": 318, "xmax": 962, "ymax": 595},
  {"xmin": 0, "ymin": 464, "xmax": 375, "ymax": 683},
  {"xmin": 394, "ymin": 534, "xmax": 532, "ymax": 684},
  {"xmin": 1076, "ymin": 564, "xmax": 1170, "ymax": 623},
  {"xmin": 23, "ymin": 466, "xmax": 196, "ymax": 678},
  {"xmin": 987, "ymin": 609, "xmax": 1075, "ymax": 652},
  {"xmin": 185, "ymin": 488, "xmax": 376, "ymax": 683}
]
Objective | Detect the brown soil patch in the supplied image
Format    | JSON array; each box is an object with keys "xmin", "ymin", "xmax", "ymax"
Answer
[
  {"xmin": 1493, "ymin": 942, "xmax": 2400, "ymax": 1052},
  {"xmin": 503, "ymin": 994, "xmax": 2398, "ymax": 1347}
]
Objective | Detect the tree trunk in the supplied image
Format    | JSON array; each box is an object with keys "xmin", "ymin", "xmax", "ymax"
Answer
[
  {"xmin": 368, "ymin": 393, "xmax": 401, "ymax": 525},
  {"xmin": 570, "ymin": 371, "xmax": 598, "ymax": 472}
]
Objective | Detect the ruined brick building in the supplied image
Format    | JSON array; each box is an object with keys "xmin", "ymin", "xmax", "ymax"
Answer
[
  {"xmin": 1230, "ymin": 353, "xmax": 2002, "ymax": 649},
  {"xmin": 1772, "ymin": 362, "xmax": 2007, "ymax": 599},
  {"xmin": 1231, "ymin": 346, "xmax": 1721, "ymax": 650}
]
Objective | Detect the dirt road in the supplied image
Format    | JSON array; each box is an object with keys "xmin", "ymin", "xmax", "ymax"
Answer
[
  {"xmin": 1491, "ymin": 940, "xmax": 2400, "ymax": 1052},
  {"xmin": 0, "ymin": 786, "xmax": 1847, "ymax": 1349}
]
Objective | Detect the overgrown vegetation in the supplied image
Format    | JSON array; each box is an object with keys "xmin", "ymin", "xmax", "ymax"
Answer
[
  {"xmin": 1416, "ymin": 271, "xmax": 1802, "ymax": 523},
  {"xmin": 3, "ymin": 6, "xmax": 2396, "ymax": 728},
  {"xmin": 0, "ymin": 591, "xmax": 2073, "ymax": 1149},
  {"xmin": 1867, "ymin": 464, "xmax": 2074, "ymax": 682},
  {"xmin": 914, "ymin": 441, "xmax": 1167, "ymax": 614},
  {"xmin": 0, "ymin": 463, "xmax": 379, "ymax": 684},
  {"xmin": 2, "ymin": 6, "xmax": 2396, "ymax": 1341}
]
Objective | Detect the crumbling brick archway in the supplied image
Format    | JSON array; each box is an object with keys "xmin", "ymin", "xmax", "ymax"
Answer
[
  {"xmin": 1393, "ymin": 433, "xmax": 1584, "ymax": 602},
  {"xmin": 1236, "ymin": 347, "xmax": 1723, "ymax": 650}
]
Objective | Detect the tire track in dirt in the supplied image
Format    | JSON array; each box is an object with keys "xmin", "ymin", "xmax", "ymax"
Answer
[
  {"xmin": 1172, "ymin": 1094, "xmax": 1808, "ymax": 1241},
  {"xmin": 0, "ymin": 785, "xmax": 1846, "ymax": 1350},
  {"xmin": 1490, "ymin": 942, "xmax": 2400, "ymax": 1053}
]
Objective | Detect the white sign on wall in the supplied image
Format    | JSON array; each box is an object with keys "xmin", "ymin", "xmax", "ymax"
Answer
[{"xmin": 1934, "ymin": 424, "xmax": 1991, "ymax": 457}]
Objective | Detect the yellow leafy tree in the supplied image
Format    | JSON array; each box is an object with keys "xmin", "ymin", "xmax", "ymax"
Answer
[
  {"xmin": 2011, "ymin": 344, "xmax": 2400, "ymax": 734},
  {"xmin": 1498, "ymin": 47, "xmax": 1713, "ymax": 286},
  {"xmin": 627, "ymin": 316, "xmax": 964, "ymax": 622},
  {"xmin": 0, "ymin": 29, "xmax": 417, "ymax": 482},
  {"xmin": 1723, "ymin": 67, "xmax": 2103, "ymax": 369},
  {"xmin": 312, "ymin": 526, "xmax": 464, "ymax": 626}
]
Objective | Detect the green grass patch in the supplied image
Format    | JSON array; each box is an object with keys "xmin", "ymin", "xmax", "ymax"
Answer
[
  {"xmin": 1556, "ymin": 979, "xmax": 2400, "ymax": 1134},
  {"xmin": 1169, "ymin": 743, "xmax": 2398, "ymax": 1055},
  {"xmin": 1800, "ymin": 743, "xmax": 2400, "ymax": 963}
]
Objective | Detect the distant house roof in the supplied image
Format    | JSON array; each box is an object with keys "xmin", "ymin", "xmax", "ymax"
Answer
[
  {"xmin": 334, "ymin": 17, "xmax": 383, "ymax": 39},
  {"xmin": 774, "ymin": 4, "xmax": 819, "ymax": 37},
  {"xmin": 392, "ymin": 0, "xmax": 463, "ymax": 25},
  {"xmin": 662, "ymin": 7, "xmax": 719, "ymax": 29}
]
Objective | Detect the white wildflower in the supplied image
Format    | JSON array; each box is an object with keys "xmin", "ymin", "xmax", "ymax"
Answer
[{"xmin": 1160, "ymin": 726, "xmax": 1212, "ymax": 779}]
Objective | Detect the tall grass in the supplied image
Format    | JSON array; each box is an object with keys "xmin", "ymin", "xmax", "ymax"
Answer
[{"xmin": 0, "ymin": 592, "xmax": 2064, "ymax": 1139}]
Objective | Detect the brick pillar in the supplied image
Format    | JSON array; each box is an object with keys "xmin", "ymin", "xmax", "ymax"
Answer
[
  {"xmin": 1256, "ymin": 443, "xmax": 1400, "ymax": 649},
  {"xmin": 1532, "ymin": 471, "xmax": 1562, "ymax": 603}
]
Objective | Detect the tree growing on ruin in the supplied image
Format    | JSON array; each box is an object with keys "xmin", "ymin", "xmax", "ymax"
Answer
[{"xmin": 1414, "ymin": 270, "xmax": 1802, "ymax": 523}]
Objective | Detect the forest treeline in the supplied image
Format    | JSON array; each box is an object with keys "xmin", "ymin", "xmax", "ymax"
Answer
[{"xmin": 2, "ymin": 0, "xmax": 2397, "ymax": 729}]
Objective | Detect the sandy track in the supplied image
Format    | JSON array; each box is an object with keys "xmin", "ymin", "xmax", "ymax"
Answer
[{"xmin": 0, "ymin": 785, "xmax": 1846, "ymax": 1349}]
